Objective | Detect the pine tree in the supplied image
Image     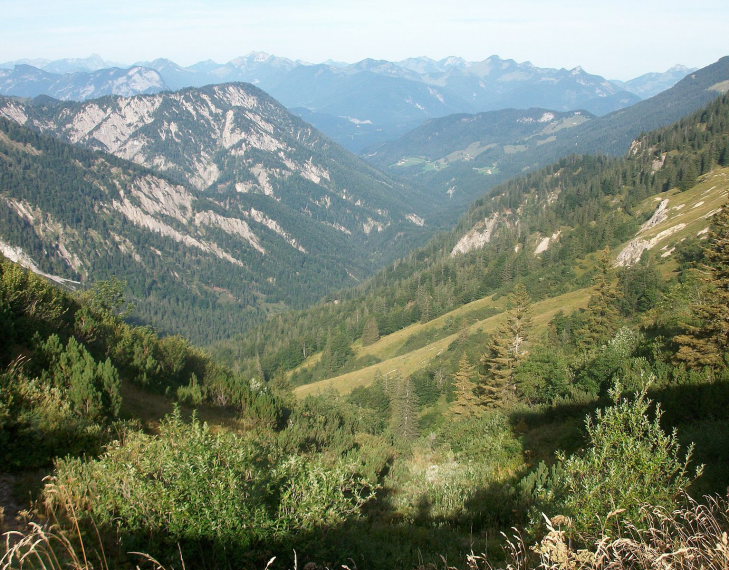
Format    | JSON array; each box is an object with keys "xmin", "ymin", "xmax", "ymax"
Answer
[
  {"xmin": 577, "ymin": 248, "xmax": 621, "ymax": 350},
  {"xmin": 98, "ymin": 357, "xmax": 122, "ymax": 417},
  {"xmin": 450, "ymin": 354, "xmax": 480, "ymax": 418},
  {"xmin": 361, "ymin": 316, "xmax": 380, "ymax": 346},
  {"xmin": 53, "ymin": 337, "xmax": 121, "ymax": 420},
  {"xmin": 480, "ymin": 283, "xmax": 533, "ymax": 407},
  {"xmin": 674, "ymin": 204, "xmax": 729, "ymax": 368}
]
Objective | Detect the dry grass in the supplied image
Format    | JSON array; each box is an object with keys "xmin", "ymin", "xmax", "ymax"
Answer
[
  {"xmin": 0, "ymin": 482, "xmax": 162, "ymax": 570},
  {"xmin": 463, "ymin": 494, "xmax": 729, "ymax": 570},
  {"xmin": 2, "ymin": 495, "xmax": 727, "ymax": 569},
  {"xmin": 295, "ymin": 287, "xmax": 590, "ymax": 398},
  {"xmin": 0, "ymin": 520, "xmax": 174, "ymax": 570}
]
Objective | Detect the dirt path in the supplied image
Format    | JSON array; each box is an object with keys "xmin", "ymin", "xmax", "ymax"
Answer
[{"xmin": 0, "ymin": 471, "xmax": 45, "ymax": 533}]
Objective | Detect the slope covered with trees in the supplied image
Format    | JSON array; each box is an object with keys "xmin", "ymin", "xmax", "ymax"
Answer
[
  {"xmin": 212, "ymin": 92, "xmax": 729, "ymax": 386},
  {"xmin": 0, "ymin": 257, "xmax": 280, "ymax": 470},
  {"xmin": 0, "ymin": 112, "xmax": 431, "ymax": 343}
]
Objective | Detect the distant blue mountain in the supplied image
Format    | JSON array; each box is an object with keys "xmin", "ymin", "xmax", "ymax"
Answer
[{"xmin": 1, "ymin": 53, "xmax": 694, "ymax": 151}]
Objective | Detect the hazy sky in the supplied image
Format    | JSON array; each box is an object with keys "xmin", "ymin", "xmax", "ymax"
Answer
[{"xmin": 2, "ymin": 0, "xmax": 727, "ymax": 80}]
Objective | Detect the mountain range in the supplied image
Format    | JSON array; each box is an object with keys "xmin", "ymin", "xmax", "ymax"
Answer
[
  {"xmin": 0, "ymin": 54, "xmax": 726, "ymax": 345},
  {"xmin": 367, "ymin": 57, "xmax": 729, "ymax": 215},
  {"xmin": 612, "ymin": 64, "xmax": 698, "ymax": 98},
  {"xmin": 0, "ymin": 53, "xmax": 692, "ymax": 152},
  {"xmin": 0, "ymin": 64, "xmax": 166, "ymax": 101}
]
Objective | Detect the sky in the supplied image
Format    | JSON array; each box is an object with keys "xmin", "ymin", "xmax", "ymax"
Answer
[{"xmin": 1, "ymin": 0, "xmax": 727, "ymax": 80}]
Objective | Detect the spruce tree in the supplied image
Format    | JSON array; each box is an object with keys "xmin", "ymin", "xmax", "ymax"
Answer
[
  {"xmin": 480, "ymin": 283, "xmax": 533, "ymax": 407},
  {"xmin": 450, "ymin": 354, "xmax": 480, "ymax": 418},
  {"xmin": 674, "ymin": 204, "xmax": 729, "ymax": 368},
  {"xmin": 321, "ymin": 330, "xmax": 354, "ymax": 376},
  {"xmin": 577, "ymin": 248, "xmax": 621, "ymax": 350}
]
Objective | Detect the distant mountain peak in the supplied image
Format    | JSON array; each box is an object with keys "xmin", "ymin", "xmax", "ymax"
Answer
[
  {"xmin": 667, "ymin": 64, "xmax": 691, "ymax": 73},
  {"xmin": 248, "ymin": 51, "xmax": 275, "ymax": 62},
  {"xmin": 229, "ymin": 52, "xmax": 295, "ymax": 69},
  {"xmin": 147, "ymin": 57, "xmax": 179, "ymax": 66},
  {"xmin": 440, "ymin": 56, "xmax": 466, "ymax": 67}
]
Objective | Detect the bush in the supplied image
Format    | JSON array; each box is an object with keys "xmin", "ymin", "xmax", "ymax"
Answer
[
  {"xmin": 48, "ymin": 410, "xmax": 374, "ymax": 563},
  {"xmin": 573, "ymin": 327, "xmax": 642, "ymax": 395},
  {"xmin": 551, "ymin": 387, "xmax": 702, "ymax": 542}
]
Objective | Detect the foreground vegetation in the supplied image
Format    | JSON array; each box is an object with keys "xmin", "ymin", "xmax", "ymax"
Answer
[
  {"xmin": 3, "ymin": 194, "xmax": 728, "ymax": 568},
  {"xmin": 4, "ymin": 493, "xmax": 729, "ymax": 569}
]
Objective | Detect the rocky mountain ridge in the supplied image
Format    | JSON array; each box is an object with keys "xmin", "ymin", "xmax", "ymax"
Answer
[
  {"xmin": 0, "ymin": 83, "xmax": 429, "ymax": 244},
  {"xmin": 613, "ymin": 64, "xmax": 698, "ymax": 99},
  {"xmin": 0, "ymin": 83, "xmax": 433, "ymax": 342},
  {"xmin": 0, "ymin": 64, "xmax": 166, "ymax": 100}
]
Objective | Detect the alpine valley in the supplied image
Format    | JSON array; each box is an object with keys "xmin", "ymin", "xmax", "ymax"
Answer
[
  {"xmin": 3, "ymin": 46, "xmax": 729, "ymax": 570},
  {"xmin": 1, "ymin": 58, "xmax": 728, "ymax": 343}
]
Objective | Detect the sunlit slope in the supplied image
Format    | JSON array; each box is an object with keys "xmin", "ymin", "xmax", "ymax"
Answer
[
  {"xmin": 616, "ymin": 168, "xmax": 729, "ymax": 268},
  {"xmin": 294, "ymin": 287, "xmax": 590, "ymax": 397},
  {"xmin": 294, "ymin": 168, "xmax": 729, "ymax": 398}
]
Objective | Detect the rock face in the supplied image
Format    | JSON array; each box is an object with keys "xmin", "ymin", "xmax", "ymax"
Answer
[
  {"xmin": 616, "ymin": 199, "xmax": 683, "ymax": 267},
  {"xmin": 640, "ymin": 199, "xmax": 670, "ymax": 231},
  {"xmin": 451, "ymin": 214, "xmax": 501, "ymax": 256},
  {"xmin": 0, "ymin": 83, "xmax": 426, "ymax": 247},
  {"xmin": 616, "ymin": 224, "xmax": 687, "ymax": 267},
  {"xmin": 534, "ymin": 231, "xmax": 561, "ymax": 255}
]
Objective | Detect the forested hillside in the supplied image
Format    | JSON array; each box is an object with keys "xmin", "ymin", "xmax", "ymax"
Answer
[
  {"xmin": 0, "ymin": 257, "xmax": 280, "ymax": 470},
  {"xmin": 365, "ymin": 107, "xmax": 591, "ymax": 216},
  {"xmin": 213, "ymin": 93, "xmax": 729, "ymax": 385},
  {"xmin": 0, "ymin": 103, "xmax": 431, "ymax": 342},
  {"xmin": 0, "ymin": 82, "xmax": 442, "ymax": 340}
]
